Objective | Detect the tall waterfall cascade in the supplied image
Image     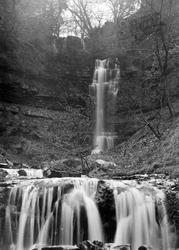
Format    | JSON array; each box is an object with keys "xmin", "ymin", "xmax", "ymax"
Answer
[
  {"xmin": 90, "ymin": 59, "xmax": 119, "ymax": 154},
  {"xmin": 1, "ymin": 178, "xmax": 176, "ymax": 250}
]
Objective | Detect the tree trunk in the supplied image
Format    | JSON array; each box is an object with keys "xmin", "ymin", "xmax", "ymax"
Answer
[{"xmin": 163, "ymin": 77, "xmax": 175, "ymax": 117}]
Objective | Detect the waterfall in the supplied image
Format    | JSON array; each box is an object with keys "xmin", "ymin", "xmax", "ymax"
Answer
[
  {"xmin": 90, "ymin": 59, "xmax": 119, "ymax": 154},
  {"xmin": 1, "ymin": 178, "xmax": 176, "ymax": 250},
  {"xmin": 110, "ymin": 181, "xmax": 176, "ymax": 250},
  {"xmin": 113, "ymin": 188, "xmax": 169, "ymax": 250},
  {"xmin": 3, "ymin": 178, "xmax": 103, "ymax": 250}
]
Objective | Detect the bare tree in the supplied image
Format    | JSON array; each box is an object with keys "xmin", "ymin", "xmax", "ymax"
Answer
[
  {"xmin": 129, "ymin": 0, "xmax": 178, "ymax": 117},
  {"xmin": 107, "ymin": 0, "xmax": 139, "ymax": 23},
  {"xmin": 65, "ymin": 0, "xmax": 106, "ymax": 38},
  {"xmin": 145, "ymin": 0, "xmax": 177, "ymax": 117},
  {"xmin": 67, "ymin": 0, "xmax": 93, "ymax": 38}
]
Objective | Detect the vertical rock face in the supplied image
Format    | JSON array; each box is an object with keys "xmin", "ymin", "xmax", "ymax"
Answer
[
  {"xmin": 165, "ymin": 184, "xmax": 179, "ymax": 247},
  {"xmin": 0, "ymin": 178, "xmax": 177, "ymax": 250},
  {"xmin": 95, "ymin": 180, "xmax": 116, "ymax": 242},
  {"xmin": 0, "ymin": 184, "xmax": 11, "ymax": 248},
  {"xmin": 0, "ymin": 35, "xmax": 93, "ymax": 109}
]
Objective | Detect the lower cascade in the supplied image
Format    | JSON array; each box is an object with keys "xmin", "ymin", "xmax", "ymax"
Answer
[{"xmin": 1, "ymin": 178, "xmax": 176, "ymax": 250}]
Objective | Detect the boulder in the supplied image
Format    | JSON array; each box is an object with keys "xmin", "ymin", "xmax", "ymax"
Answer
[
  {"xmin": 95, "ymin": 159, "xmax": 117, "ymax": 169},
  {"xmin": 18, "ymin": 169, "xmax": 27, "ymax": 176},
  {"xmin": 43, "ymin": 168, "xmax": 64, "ymax": 178},
  {"xmin": 41, "ymin": 161, "xmax": 62, "ymax": 178},
  {"xmin": 42, "ymin": 158, "xmax": 83, "ymax": 178},
  {"xmin": 88, "ymin": 159, "xmax": 117, "ymax": 178}
]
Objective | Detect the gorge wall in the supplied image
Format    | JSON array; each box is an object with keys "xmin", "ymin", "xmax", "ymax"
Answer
[{"xmin": 0, "ymin": 33, "xmax": 179, "ymax": 166}]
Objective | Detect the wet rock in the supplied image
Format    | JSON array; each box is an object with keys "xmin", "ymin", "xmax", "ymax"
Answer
[
  {"xmin": 165, "ymin": 185, "xmax": 179, "ymax": 246},
  {"xmin": 93, "ymin": 241, "xmax": 104, "ymax": 248},
  {"xmin": 0, "ymin": 169, "xmax": 8, "ymax": 179},
  {"xmin": 138, "ymin": 246, "xmax": 150, "ymax": 250},
  {"xmin": 78, "ymin": 243, "xmax": 88, "ymax": 250},
  {"xmin": 78, "ymin": 241, "xmax": 95, "ymax": 250},
  {"xmin": 95, "ymin": 180, "xmax": 116, "ymax": 242},
  {"xmin": 61, "ymin": 183, "xmax": 74, "ymax": 195},
  {"xmin": 41, "ymin": 161, "xmax": 62, "ymax": 178},
  {"xmin": 18, "ymin": 169, "xmax": 27, "ymax": 176},
  {"xmin": 78, "ymin": 240, "xmax": 104, "ymax": 250}
]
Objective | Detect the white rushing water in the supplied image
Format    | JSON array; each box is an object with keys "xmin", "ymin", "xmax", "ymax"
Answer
[
  {"xmin": 4, "ymin": 178, "xmax": 103, "ymax": 250},
  {"xmin": 113, "ymin": 188, "xmax": 169, "ymax": 250},
  {"xmin": 2, "ymin": 168, "xmax": 43, "ymax": 179},
  {"xmin": 2, "ymin": 178, "xmax": 176, "ymax": 250},
  {"xmin": 90, "ymin": 59, "xmax": 119, "ymax": 154}
]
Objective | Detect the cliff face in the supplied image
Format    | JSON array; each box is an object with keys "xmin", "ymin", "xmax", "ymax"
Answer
[{"xmin": 0, "ymin": 36, "xmax": 94, "ymax": 109}]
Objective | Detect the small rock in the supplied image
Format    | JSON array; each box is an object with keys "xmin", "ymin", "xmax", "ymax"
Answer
[
  {"xmin": 6, "ymin": 159, "xmax": 13, "ymax": 168},
  {"xmin": 22, "ymin": 163, "xmax": 30, "ymax": 168},
  {"xmin": 78, "ymin": 241, "xmax": 96, "ymax": 250},
  {"xmin": 13, "ymin": 162, "xmax": 23, "ymax": 169},
  {"xmin": 41, "ymin": 161, "xmax": 51, "ymax": 171}
]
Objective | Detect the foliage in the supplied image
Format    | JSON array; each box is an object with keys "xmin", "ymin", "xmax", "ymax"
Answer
[
  {"xmin": 49, "ymin": 106, "xmax": 93, "ymax": 162},
  {"xmin": 0, "ymin": 0, "xmax": 67, "ymax": 40}
]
